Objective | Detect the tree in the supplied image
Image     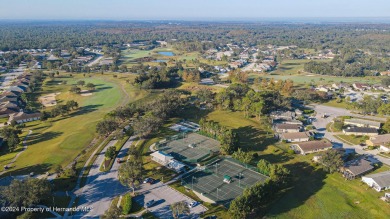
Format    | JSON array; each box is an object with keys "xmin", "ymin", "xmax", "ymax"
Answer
[
  {"xmin": 96, "ymin": 119, "xmax": 118, "ymax": 136},
  {"xmin": 378, "ymin": 103, "xmax": 390, "ymax": 116},
  {"xmin": 257, "ymin": 159, "xmax": 272, "ymax": 175},
  {"xmin": 118, "ymin": 157, "xmax": 143, "ymax": 194},
  {"xmin": 318, "ymin": 149, "xmax": 344, "ymax": 173},
  {"xmin": 232, "ymin": 148, "xmax": 253, "ymax": 164},
  {"xmin": 382, "ymin": 119, "xmax": 390, "ymax": 133},
  {"xmin": 270, "ymin": 164, "xmax": 291, "ymax": 186},
  {"xmin": 70, "ymin": 85, "xmax": 81, "ymax": 94},
  {"xmin": 101, "ymin": 204, "xmax": 122, "ymax": 219},
  {"xmin": 105, "ymin": 146, "xmax": 116, "ymax": 159},
  {"xmin": 85, "ymin": 83, "xmax": 96, "ymax": 91},
  {"xmin": 0, "ymin": 178, "xmax": 51, "ymax": 208},
  {"xmin": 77, "ymin": 80, "xmax": 85, "ymax": 86},
  {"xmin": 196, "ymin": 88, "xmax": 214, "ymax": 103},
  {"xmin": 170, "ymin": 201, "xmax": 190, "ymax": 219},
  {"xmin": 65, "ymin": 100, "xmax": 78, "ymax": 110},
  {"xmin": 229, "ymin": 195, "xmax": 250, "ymax": 219},
  {"xmin": 0, "ymin": 127, "xmax": 21, "ymax": 151}
]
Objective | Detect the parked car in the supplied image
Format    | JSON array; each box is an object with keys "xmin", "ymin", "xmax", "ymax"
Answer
[
  {"xmin": 148, "ymin": 178, "xmax": 155, "ymax": 184},
  {"xmin": 145, "ymin": 200, "xmax": 155, "ymax": 208},
  {"xmin": 188, "ymin": 201, "xmax": 199, "ymax": 208},
  {"xmin": 143, "ymin": 178, "xmax": 151, "ymax": 184}
]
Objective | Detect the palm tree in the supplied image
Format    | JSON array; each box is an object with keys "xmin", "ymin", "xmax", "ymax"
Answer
[{"xmin": 170, "ymin": 201, "xmax": 190, "ymax": 219}]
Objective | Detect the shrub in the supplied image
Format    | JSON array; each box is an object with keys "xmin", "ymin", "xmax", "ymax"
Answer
[
  {"xmin": 287, "ymin": 149, "xmax": 295, "ymax": 155},
  {"xmin": 122, "ymin": 193, "xmax": 132, "ymax": 215},
  {"xmin": 303, "ymin": 109, "xmax": 314, "ymax": 114}
]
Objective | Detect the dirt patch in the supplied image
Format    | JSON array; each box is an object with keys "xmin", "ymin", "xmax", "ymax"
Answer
[
  {"xmin": 39, "ymin": 92, "xmax": 60, "ymax": 107},
  {"xmin": 80, "ymin": 90, "xmax": 93, "ymax": 96}
]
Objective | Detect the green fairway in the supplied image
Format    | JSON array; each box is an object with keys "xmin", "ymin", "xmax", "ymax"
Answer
[{"xmin": 2, "ymin": 73, "xmax": 147, "ymax": 174}]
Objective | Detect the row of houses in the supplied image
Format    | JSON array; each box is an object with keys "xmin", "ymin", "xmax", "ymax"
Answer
[{"xmin": 0, "ymin": 73, "xmax": 41, "ymax": 124}]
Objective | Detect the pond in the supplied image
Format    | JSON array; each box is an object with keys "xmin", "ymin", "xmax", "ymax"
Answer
[
  {"xmin": 153, "ymin": 59, "xmax": 168, "ymax": 63},
  {"xmin": 158, "ymin": 51, "xmax": 175, "ymax": 56}
]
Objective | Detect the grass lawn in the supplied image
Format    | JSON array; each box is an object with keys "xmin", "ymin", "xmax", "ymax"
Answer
[
  {"xmin": 267, "ymin": 163, "xmax": 390, "ymax": 219},
  {"xmin": 1, "ymin": 73, "xmax": 147, "ymax": 175},
  {"xmin": 323, "ymin": 100, "xmax": 352, "ymax": 109},
  {"xmin": 335, "ymin": 134, "xmax": 368, "ymax": 145},
  {"xmin": 203, "ymin": 110, "xmax": 276, "ymax": 152}
]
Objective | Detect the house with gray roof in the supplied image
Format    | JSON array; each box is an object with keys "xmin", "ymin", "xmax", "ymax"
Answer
[
  {"xmin": 362, "ymin": 171, "xmax": 390, "ymax": 192},
  {"xmin": 341, "ymin": 157, "xmax": 374, "ymax": 180},
  {"xmin": 344, "ymin": 118, "xmax": 381, "ymax": 129}
]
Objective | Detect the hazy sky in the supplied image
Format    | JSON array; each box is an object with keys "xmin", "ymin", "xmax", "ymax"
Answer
[{"xmin": 0, "ymin": 0, "xmax": 389, "ymax": 20}]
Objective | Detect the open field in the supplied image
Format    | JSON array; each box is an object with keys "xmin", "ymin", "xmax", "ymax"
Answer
[
  {"xmin": 249, "ymin": 59, "xmax": 382, "ymax": 85},
  {"xmin": 1, "ymin": 73, "xmax": 148, "ymax": 175},
  {"xmin": 267, "ymin": 161, "xmax": 390, "ymax": 219}
]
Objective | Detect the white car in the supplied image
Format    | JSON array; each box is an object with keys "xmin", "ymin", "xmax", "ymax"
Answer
[{"xmin": 188, "ymin": 201, "xmax": 199, "ymax": 208}]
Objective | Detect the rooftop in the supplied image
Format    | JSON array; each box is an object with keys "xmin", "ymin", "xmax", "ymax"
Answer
[
  {"xmin": 363, "ymin": 171, "xmax": 390, "ymax": 188},
  {"xmin": 344, "ymin": 127, "xmax": 378, "ymax": 134},
  {"xmin": 294, "ymin": 140, "xmax": 333, "ymax": 152},
  {"xmin": 369, "ymin": 134, "xmax": 390, "ymax": 145},
  {"xmin": 280, "ymin": 132, "xmax": 310, "ymax": 139},
  {"xmin": 275, "ymin": 123, "xmax": 301, "ymax": 130},
  {"xmin": 344, "ymin": 118, "xmax": 381, "ymax": 127},
  {"xmin": 344, "ymin": 158, "xmax": 373, "ymax": 176}
]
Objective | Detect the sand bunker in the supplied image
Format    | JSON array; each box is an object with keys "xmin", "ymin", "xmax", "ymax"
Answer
[
  {"xmin": 80, "ymin": 90, "xmax": 93, "ymax": 96},
  {"xmin": 39, "ymin": 92, "xmax": 60, "ymax": 107}
]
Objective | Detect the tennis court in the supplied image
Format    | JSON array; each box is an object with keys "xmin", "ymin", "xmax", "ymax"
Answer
[
  {"xmin": 157, "ymin": 133, "xmax": 220, "ymax": 163},
  {"xmin": 181, "ymin": 158, "xmax": 268, "ymax": 206}
]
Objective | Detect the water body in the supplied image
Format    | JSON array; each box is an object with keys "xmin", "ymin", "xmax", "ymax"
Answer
[
  {"xmin": 158, "ymin": 51, "xmax": 175, "ymax": 56},
  {"xmin": 153, "ymin": 59, "xmax": 168, "ymax": 62}
]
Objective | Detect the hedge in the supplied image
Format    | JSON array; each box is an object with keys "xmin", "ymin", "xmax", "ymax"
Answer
[{"xmin": 122, "ymin": 193, "xmax": 132, "ymax": 215}]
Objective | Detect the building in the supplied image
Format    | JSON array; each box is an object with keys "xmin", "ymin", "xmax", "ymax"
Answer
[
  {"xmin": 291, "ymin": 140, "xmax": 333, "ymax": 155},
  {"xmin": 150, "ymin": 151, "xmax": 173, "ymax": 165},
  {"xmin": 199, "ymin": 78, "xmax": 215, "ymax": 85},
  {"xmin": 274, "ymin": 123, "xmax": 301, "ymax": 133},
  {"xmin": 280, "ymin": 132, "xmax": 311, "ymax": 143},
  {"xmin": 341, "ymin": 157, "xmax": 374, "ymax": 179},
  {"xmin": 342, "ymin": 127, "xmax": 378, "ymax": 136},
  {"xmin": 10, "ymin": 112, "xmax": 41, "ymax": 124},
  {"xmin": 344, "ymin": 118, "xmax": 381, "ymax": 129},
  {"xmin": 270, "ymin": 110, "xmax": 295, "ymax": 120},
  {"xmin": 366, "ymin": 134, "xmax": 390, "ymax": 152},
  {"xmin": 362, "ymin": 171, "xmax": 390, "ymax": 192},
  {"xmin": 353, "ymin": 83, "xmax": 370, "ymax": 91},
  {"xmin": 150, "ymin": 151, "xmax": 186, "ymax": 173}
]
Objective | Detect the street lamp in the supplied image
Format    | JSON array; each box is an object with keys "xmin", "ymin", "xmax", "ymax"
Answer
[
  {"xmin": 215, "ymin": 163, "xmax": 220, "ymax": 174},
  {"xmin": 238, "ymin": 173, "xmax": 243, "ymax": 188}
]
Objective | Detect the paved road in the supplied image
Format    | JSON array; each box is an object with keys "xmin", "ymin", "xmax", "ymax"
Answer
[
  {"xmin": 311, "ymin": 104, "xmax": 390, "ymax": 166},
  {"xmin": 71, "ymin": 137, "xmax": 134, "ymax": 218},
  {"xmin": 134, "ymin": 181, "xmax": 207, "ymax": 219}
]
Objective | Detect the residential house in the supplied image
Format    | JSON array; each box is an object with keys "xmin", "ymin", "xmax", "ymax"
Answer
[
  {"xmin": 344, "ymin": 118, "xmax": 381, "ymax": 129},
  {"xmin": 366, "ymin": 134, "xmax": 390, "ymax": 152},
  {"xmin": 342, "ymin": 127, "xmax": 378, "ymax": 136},
  {"xmin": 290, "ymin": 140, "xmax": 333, "ymax": 155},
  {"xmin": 270, "ymin": 110, "xmax": 296, "ymax": 121},
  {"xmin": 353, "ymin": 83, "xmax": 370, "ymax": 91},
  {"xmin": 341, "ymin": 157, "xmax": 374, "ymax": 179},
  {"xmin": 280, "ymin": 132, "xmax": 311, "ymax": 143},
  {"xmin": 199, "ymin": 78, "xmax": 215, "ymax": 85},
  {"xmin": 362, "ymin": 171, "xmax": 390, "ymax": 192},
  {"xmin": 10, "ymin": 112, "xmax": 41, "ymax": 124},
  {"xmin": 0, "ymin": 107, "xmax": 19, "ymax": 118},
  {"xmin": 274, "ymin": 124, "xmax": 301, "ymax": 133}
]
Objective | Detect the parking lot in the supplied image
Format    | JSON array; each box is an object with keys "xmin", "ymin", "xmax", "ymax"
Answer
[{"xmin": 134, "ymin": 181, "xmax": 207, "ymax": 219}]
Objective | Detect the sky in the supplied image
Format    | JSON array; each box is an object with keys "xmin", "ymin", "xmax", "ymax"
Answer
[{"xmin": 0, "ymin": 0, "xmax": 389, "ymax": 20}]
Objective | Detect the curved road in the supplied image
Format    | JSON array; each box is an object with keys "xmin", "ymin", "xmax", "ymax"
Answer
[
  {"xmin": 311, "ymin": 104, "xmax": 390, "ymax": 166},
  {"xmin": 70, "ymin": 137, "xmax": 135, "ymax": 218}
]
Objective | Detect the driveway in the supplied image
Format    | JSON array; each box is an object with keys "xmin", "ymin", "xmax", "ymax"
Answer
[
  {"xmin": 71, "ymin": 137, "xmax": 135, "ymax": 218},
  {"xmin": 311, "ymin": 104, "xmax": 390, "ymax": 166},
  {"xmin": 134, "ymin": 182, "xmax": 207, "ymax": 219}
]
